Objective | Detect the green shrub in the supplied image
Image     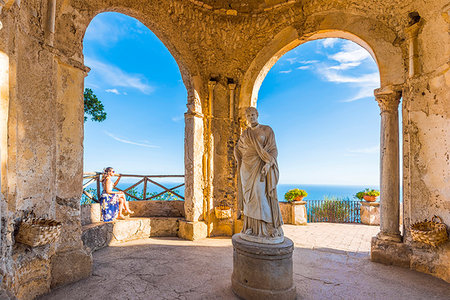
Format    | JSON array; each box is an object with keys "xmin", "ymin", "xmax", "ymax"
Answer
[{"xmin": 310, "ymin": 196, "xmax": 352, "ymax": 222}]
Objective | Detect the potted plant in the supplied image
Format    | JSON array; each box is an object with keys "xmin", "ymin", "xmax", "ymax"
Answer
[
  {"xmin": 284, "ymin": 189, "xmax": 308, "ymax": 202},
  {"xmin": 284, "ymin": 189, "xmax": 308, "ymax": 225},
  {"xmin": 355, "ymin": 188, "xmax": 380, "ymax": 202}
]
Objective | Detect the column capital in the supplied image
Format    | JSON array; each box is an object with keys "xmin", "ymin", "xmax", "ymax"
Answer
[
  {"xmin": 405, "ymin": 19, "xmax": 424, "ymax": 39},
  {"xmin": 374, "ymin": 85, "xmax": 402, "ymax": 112},
  {"xmin": 228, "ymin": 83, "xmax": 236, "ymax": 90},
  {"xmin": 208, "ymin": 80, "xmax": 217, "ymax": 90}
]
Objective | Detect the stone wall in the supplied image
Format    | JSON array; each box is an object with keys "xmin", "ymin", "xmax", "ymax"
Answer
[
  {"xmin": 81, "ymin": 201, "xmax": 185, "ymax": 225},
  {"xmin": 0, "ymin": 0, "xmax": 448, "ymax": 298}
]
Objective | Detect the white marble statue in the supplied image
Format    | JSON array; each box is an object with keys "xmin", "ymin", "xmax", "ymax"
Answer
[{"xmin": 234, "ymin": 107, "xmax": 284, "ymax": 244}]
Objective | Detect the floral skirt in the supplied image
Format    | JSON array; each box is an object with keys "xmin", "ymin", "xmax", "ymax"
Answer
[{"xmin": 100, "ymin": 192, "xmax": 120, "ymax": 222}]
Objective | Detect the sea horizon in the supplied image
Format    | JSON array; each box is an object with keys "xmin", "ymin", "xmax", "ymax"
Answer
[{"xmin": 84, "ymin": 181, "xmax": 382, "ymax": 201}]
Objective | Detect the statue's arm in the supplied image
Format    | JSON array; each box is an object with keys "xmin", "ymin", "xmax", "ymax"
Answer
[{"xmin": 266, "ymin": 126, "xmax": 278, "ymax": 160}]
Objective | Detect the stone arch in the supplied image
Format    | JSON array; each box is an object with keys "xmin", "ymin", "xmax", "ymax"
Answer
[
  {"xmin": 56, "ymin": 0, "xmax": 200, "ymax": 94},
  {"xmin": 239, "ymin": 12, "xmax": 404, "ymax": 110},
  {"xmin": 53, "ymin": 1, "xmax": 206, "ymax": 234}
]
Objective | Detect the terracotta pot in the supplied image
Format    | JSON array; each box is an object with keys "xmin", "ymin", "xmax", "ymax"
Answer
[
  {"xmin": 294, "ymin": 196, "xmax": 304, "ymax": 202},
  {"xmin": 363, "ymin": 195, "xmax": 378, "ymax": 202}
]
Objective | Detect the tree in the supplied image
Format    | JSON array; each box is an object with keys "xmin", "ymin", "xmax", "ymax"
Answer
[{"xmin": 84, "ymin": 88, "xmax": 107, "ymax": 122}]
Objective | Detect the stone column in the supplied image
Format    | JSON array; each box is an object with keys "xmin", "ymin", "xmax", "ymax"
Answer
[
  {"xmin": 374, "ymin": 86, "xmax": 402, "ymax": 242},
  {"xmin": 180, "ymin": 78, "xmax": 208, "ymax": 240}
]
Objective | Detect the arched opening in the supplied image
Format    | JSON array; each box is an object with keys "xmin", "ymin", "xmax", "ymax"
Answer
[
  {"xmin": 242, "ymin": 30, "xmax": 404, "ymax": 255},
  {"xmin": 79, "ymin": 12, "xmax": 194, "ymax": 246}
]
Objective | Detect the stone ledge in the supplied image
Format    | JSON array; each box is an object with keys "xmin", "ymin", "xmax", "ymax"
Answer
[{"xmin": 82, "ymin": 217, "xmax": 183, "ymax": 253}]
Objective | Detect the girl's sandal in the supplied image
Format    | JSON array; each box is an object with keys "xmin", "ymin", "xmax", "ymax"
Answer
[{"xmin": 117, "ymin": 215, "xmax": 126, "ymax": 220}]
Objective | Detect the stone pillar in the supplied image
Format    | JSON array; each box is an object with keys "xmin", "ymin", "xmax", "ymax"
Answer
[
  {"xmin": 179, "ymin": 76, "xmax": 208, "ymax": 240},
  {"xmin": 374, "ymin": 86, "xmax": 402, "ymax": 242},
  {"xmin": 52, "ymin": 56, "xmax": 92, "ymax": 288},
  {"xmin": 371, "ymin": 86, "xmax": 411, "ymax": 268}
]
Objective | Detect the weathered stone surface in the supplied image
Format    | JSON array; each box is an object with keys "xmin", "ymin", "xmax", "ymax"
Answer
[
  {"xmin": 8, "ymin": 258, "xmax": 51, "ymax": 300},
  {"xmin": 371, "ymin": 236, "xmax": 411, "ymax": 268},
  {"xmin": 360, "ymin": 201, "xmax": 380, "ymax": 225},
  {"xmin": 178, "ymin": 220, "xmax": 207, "ymax": 241},
  {"xmin": 80, "ymin": 203, "xmax": 101, "ymax": 226},
  {"xmin": 50, "ymin": 248, "xmax": 92, "ymax": 288},
  {"xmin": 81, "ymin": 222, "xmax": 114, "ymax": 253},
  {"xmin": 82, "ymin": 217, "xmax": 182, "ymax": 253},
  {"xmin": 232, "ymin": 234, "xmax": 295, "ymax": 300},
  {"xmin": 129, "ymin": 200, "xmax": 185, "ymax": 218},
  {"xmin": 409, "ymin": 242, "xmax": 450, "ymax": 283},
  {"xmin": 279, "ymin": 202, "xmax": 292, "ymax": 224}
]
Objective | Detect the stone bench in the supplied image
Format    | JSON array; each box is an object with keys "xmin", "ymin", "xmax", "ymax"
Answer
[{"xmin": 82, "ymin": 217, "xmax": 183, "ymax": 253}]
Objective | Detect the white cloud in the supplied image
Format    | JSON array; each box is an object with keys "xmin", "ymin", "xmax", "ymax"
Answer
[
  {"xmin": 299, "ymin": 60, "xmax": 319, "ymax": 64},
  {"xmin": 104, "ymin": 131, "xmax": 159, "ymax": 148},
  {"xmin": 279, "ymin": 70, "xmax": 292, "ymax": 74},
  {"xmin": 318, "ymin": 69, "xmax": 379, "ymax": 84},
  {"xmin": 329, "ymin": 42, "xmax": 370, "ymax": 64},
  {"xmin": 84, "ymin": 18, "xmax": 124, "ymax": 46},
  {"xmin": 340, "ymin": 87, "xmax": 377, "ymax": 103},
  {"xmin": 85, "ymin": 58, "xmax": 154, "ymax": 94},
  {"xmin": 105, "ymin": 88, "xmax": 120, "ymax": 95},
  {"xmin": 171, "ymin": 115, "xmax": 184, "ymax": 122},
  {"xmin": 322, "ymin": 38, "xmax": 339, "ymax": 48},
  {"xmin": 328, "ymin": 62, "xmax": 361, "ymax": 70},
  {"xmin": 296, "ymin": 66, "xmax": 310, "ymax": 70},
  {"xmin": 314, "ymin": 40, "xmax": 380, "ymax": 103},
  {"xmin": 285, "ymin": 58, "xmax": 298, "ymax": 64},
  {"xmin": 348, "ymin": 146, "xmax": 379, "ymax": 154}
]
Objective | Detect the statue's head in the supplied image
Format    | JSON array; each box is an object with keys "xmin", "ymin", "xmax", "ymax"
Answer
[{"xmin": 245, "ymin": 107, "xmax": 258, "ymax": 126}]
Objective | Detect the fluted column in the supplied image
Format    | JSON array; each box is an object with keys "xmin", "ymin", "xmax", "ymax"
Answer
[{"xmin": 374, "ymin": 85, "xmax": 402, "ymax": 242}]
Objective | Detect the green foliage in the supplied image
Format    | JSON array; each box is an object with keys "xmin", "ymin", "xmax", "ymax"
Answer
[
  {"xmin": 284, "ymin": 188, "xmax": 308, "ymax": 202},
  {"xmin": 310, "ymin": 196, "xmax": 352, "ymax": 222},
  {"xmin": 84, "ymin": 88, "xmax": 107, "ymax": 122},
  {"xmin": 81, "ymin": 188, "xmax": 97, "ymax": 205},
  {"xmin": 355, "ymin": 188, "xmax": 380, "ymax": 200}
]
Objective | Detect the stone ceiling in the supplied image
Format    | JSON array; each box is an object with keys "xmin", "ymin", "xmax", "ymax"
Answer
[{"xmin": 189, "ymin": 0, "xmax": 292, "ymax": 13}]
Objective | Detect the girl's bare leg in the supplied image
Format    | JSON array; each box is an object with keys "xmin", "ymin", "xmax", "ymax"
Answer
[
  {"xmin": 119, "ymin": 193, "xmax": 133, "ymax": 213},
  {"xmin": 118, "ymin": 198, "xmax": 126, "ymax": 218}
]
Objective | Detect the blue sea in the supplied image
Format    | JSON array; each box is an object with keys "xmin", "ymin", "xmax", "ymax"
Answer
[{"xmin": 85, "ymin": 181, "xmax": 379, "ymax": 201}]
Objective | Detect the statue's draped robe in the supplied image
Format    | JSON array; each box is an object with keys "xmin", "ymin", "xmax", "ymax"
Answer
[{"xmin": 235, "ymin": 125, "xmax": 283, "ymax": 237}]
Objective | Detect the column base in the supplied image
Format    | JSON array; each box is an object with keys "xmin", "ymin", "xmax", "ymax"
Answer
[
  {"xmin": 178, "ymin": 220, "xmax": 207, "ymax": 241},
  {"xmin": 371, "ymin": 236, "xmax": 411, "ymax": 268},
  {"xmin": 376, "ymin": 231, "xmax": 402, "ymax": 242},
  {"xmin": 232, "ymin": 233, "xmax": 296, "ymax": 300}
]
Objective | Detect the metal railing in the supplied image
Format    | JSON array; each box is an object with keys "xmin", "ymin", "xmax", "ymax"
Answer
[
  {"xmin": 82, "ymin": 172, "xmax": 185, "ymax": 203},
  {"xmin": 306, "ymin": 199, "xmax": 361, "ymax": 223}
]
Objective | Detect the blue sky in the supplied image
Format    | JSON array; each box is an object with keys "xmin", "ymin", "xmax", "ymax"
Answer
[{"xmin": 83, "ymin": 12, "xmax": 382, "ymax": 186}]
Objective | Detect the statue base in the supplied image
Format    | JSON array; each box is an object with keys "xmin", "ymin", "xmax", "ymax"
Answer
[{"xmin": 231, "ymin": 233, "xmax": 296, "ymax": 300}]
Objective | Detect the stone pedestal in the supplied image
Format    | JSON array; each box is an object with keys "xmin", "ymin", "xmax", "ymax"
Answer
[
  {"xmin": 360, "ymin": 201, "xmax": 380, "ymax": 225},
  {"xmin": 290, "ymin": 201, "xmax": 307, "ymax": 225},
  {"xmin": 231, "ymin": 234, "xmax": 296, "ymax": 300}
]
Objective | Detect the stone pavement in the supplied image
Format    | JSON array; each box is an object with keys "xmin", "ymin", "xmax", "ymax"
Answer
[{"xmin": 41, "ymin": 224, "xmax": 449, "ymax": 300}]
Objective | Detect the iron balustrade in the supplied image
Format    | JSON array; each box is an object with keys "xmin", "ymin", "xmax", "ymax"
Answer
[
  {"xmin": 306, "ymin": 199, "xmax": 361, "ymax": 223},
  {"xmin": 82, "ymin": 172, "xmax": 185, "ymax": 203}
]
